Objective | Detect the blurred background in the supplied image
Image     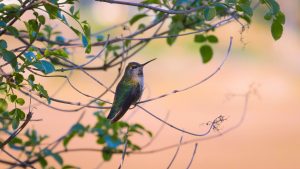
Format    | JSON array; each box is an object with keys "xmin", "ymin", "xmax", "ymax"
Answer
[{"xmin": 2, "ymin": 0, "xmax": 300, "ymax": 168}]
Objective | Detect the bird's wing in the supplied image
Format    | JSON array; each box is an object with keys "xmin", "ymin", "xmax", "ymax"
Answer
[{"xmin": 107, "ymin": 82, "xmax": 138, "ymax": 123}]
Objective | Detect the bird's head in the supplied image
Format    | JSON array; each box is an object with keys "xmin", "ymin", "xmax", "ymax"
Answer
[{"xmin": 124, "ymin": 58, "xmax": 156, "ymax": 77}]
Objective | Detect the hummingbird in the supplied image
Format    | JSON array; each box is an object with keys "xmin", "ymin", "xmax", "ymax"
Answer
[{"xmin": 107, "ymin": 58, "xmax": 156, "ymax": 123}]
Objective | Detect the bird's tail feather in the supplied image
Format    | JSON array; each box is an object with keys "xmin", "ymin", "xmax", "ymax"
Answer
[{"xmin": 107, "ymin": 106, "xmax": 130, "ymax": 124}]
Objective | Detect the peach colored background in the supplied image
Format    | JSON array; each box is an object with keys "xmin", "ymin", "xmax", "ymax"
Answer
[{"xmin": 1, "ymin": 0, "xmax": 300, "ymax": 168}]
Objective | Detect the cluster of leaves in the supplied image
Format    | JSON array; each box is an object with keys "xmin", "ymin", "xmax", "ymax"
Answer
[
  {"xmin": 5, "ymin": 127, "xmax": 72, "ymax": 168},
  {"xmin": 3, "ymin": 111, "xmax": 151, "ymax": 168},
  {"xmin": 63, "ymin": 111, "xmax": 152, "ymax": 161},
  {"xmin": 259, "ymin": 0, "xmax": 285, "ymax": 40},
  {"xmin": 0, "ymin": 71, "xmax": 26, "ymax": 130},
  {"xmin": 128, "ymin": 0, "xmax": 285, "ymax": 63},
  {"xmin": 0, "ymin": 0, "xmax": 93, "ymax": 130},
  {"xmin": 194, "ymin": 34, "xmax": 218, "ymax": 63}
]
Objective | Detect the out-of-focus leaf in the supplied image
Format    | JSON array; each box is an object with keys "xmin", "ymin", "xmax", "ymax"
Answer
[
  {"xmin": 0, "ymin": 39, "xmax": 7, "ymax": 49},
  {"xmin": 271, "ymin": 20, "xmax": 283, "ymax": 40},
  {"xmin": 2, "ymin": 50, "xmax": 17, "ymax": 70},
  {"xmin": 129, "ymin": 14, "xmax": 147, "ymax": 25},
  {"xmin": 102, "ymin": 147, "xmax": 113, "ymax": 161},
  {"xmin": 194, "ymin": 34, "xmax": 206, "ymax": 43},
  {"xmin": 0, "ymin": 98, "xmax": 8, "ymax": 111},
  {"xmin": 16, "ymin": 98, "xmax": 25, "ymax": 106},
  {"xmin": 24, "ymin": 51, "xmax": 36, "ymax": 62},
  {"xmin": 204, "ymin": 7, "xmax": 216, "ymax": 21},
  {"xmin": 33, "ymin": 60, "xmax": 55, "ymax": 74},
  {"xmin": 206, "ymin": 35, "xmax": 218, "ymax": 43},
  {"xmin": 200, "ymin": 45, "xmax": 213, "ymax": 63},
  {"xmin": 14, "ymin": 73, "xmax": 24, "ymax": 85}
]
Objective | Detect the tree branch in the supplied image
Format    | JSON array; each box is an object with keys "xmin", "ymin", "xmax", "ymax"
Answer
[
  {"xmin": 186, "ymin": 143, "xmax": 198, "ymax": 169},
  {"xmin": 97, "ymin": 0, "xmax": 206, "ymax": 14}
]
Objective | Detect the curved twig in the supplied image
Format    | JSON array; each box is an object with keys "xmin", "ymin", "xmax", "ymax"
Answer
[
  {"xmin": 139, "ymin": 36, "xmax": 233, "ymax": 104},
  {"xmin": 133, "ymin": 88, "xmax": 252, "ymax": 154},
  {"xmin": 166, "ymin": 136, "xmax": 183, "ymax": 169},
  {"xmin": 186, "ymin": 143, "xmax": 198, "ymax": 169},
  {"xmin": 138, "ymin": 106, "xmax": 224, "ymax": 137},
  {"xmin": 118, "ymin": 128, "xmax": 129, "ymax": 169}
]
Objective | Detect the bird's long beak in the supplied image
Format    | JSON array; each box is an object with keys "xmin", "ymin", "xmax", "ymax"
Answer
[{"xmin": 141, "ymin": 58, "xmax": 156, "ymax": 67}]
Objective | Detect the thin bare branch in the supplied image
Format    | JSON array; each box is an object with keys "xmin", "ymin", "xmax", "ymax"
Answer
[
  {"xmin": 186, "ymin": 143, "xmax": 198, "ymax": 169},
  {"xmin": 139, "ymin": 36, "xmax": 233, "ymax": 104},
  {"xmin": 133, "ymin": 87, "xmax": 253, "ymax": 154},
  {"xmin": 1, "ymin": 148, "xmax": 35, "ymax": 169},
  {"xmin": 141, "ymin": 111, "xmax": 169, "ymax": 149},
  {"xmin": 118, "ymin": 128, "xmax": 129, "ymax": 169},
  {"xmin": 138, "ymin": 106, "xmax": 224, "ymax": 137},
  {"xmin": 59, "ymin": 35, "xmax": 110, "ymax": 71},
  {"xmin": 97, "ymin": 0, "xmax": 206, "ymax": 14},
  {"xmin": 166, "ymin": 136, "xmax": 183, "ymax": 169}
]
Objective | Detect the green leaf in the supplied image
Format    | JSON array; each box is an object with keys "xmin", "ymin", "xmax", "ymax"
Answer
[
  {"xmin": 35, "ymin": 84, "xmax": 50, "ymax": 104},
  {"xmin": 275, "ymin": 11, "xmax": 285, "ymax": 24},
  {"xmin": 12, "ymin": 118, "xmax": 20, "ymax": 129},
  {"xmin": 16, "ymin": 98, "xmax": 25, "ymax": 106},
  {"xmin": 104, "ymin": 135, "xmax": 122, "ymax": 148},
  {"xmin": 204, "ymin": 7, "xmax": 216, "ymax": 21},
  {"xmin": 0, "ymin": 98, "xmax": 8, "ymax": 111},
  {"xmin": 10, "ymin": 108, "xmax": 25, "ymax": 120},
  {"xmin": 194, "ymin": 34, "xmax": 206, "ymax": 43},
  {"xmin": 81, "ymin": 34, "xmax": 88, "ymax": 47},
  {"xmin": 225, "ymin": 0, "xmax": 236, "ymax": 4},
  {"xmin": 45, "ymin": 48, "xmax": 69, "ymax": 58},
  {"xmin": 62, "ymin": 165, "xmax": 77, "ymax": 169},
  {"xmin": 239, "ymin": 4, "xmax": 253, "ymax": 16},
  {"xmin": 129, "ymin": 14, "xmax": 147, "ymax": 25},
  {"xmin": 271, "ymin": 21, "xmax": 283, "ymax": 40},
  {"xmin": 33, "ymin": 60, "xmax": 55, "ymax": 74},
  {"xmin": 38, "ymin": 156, "xmax": 48, "ymax": 168},
  {"xmin": 28, "ymin": 74, "xmax": 35, "ymax": 83},
  {"xmin": 24, "ymin": 51, "xmax": 36, "ymax": 62},
  {"xmin": 44, "ymin": 3, "xmax": 59, "ymax": 19},
  {"xmin": 43, "ymin": 148, "xmax": 63, "ymax": 165},
  {"xmin": 263, "ymin": 0, "xmax": 280, "ymax": 14},
  {"xmin": 9, "ymin": 95, "xmax": 17, "ymax": 102},
  {"xmin": 52, "ymin": 153, "xmax": 63, "ymax": 165},
  {"xmin": 0, "ymin": 21, "xmax": 6, "ymax": 27},
  {"xmin": 9, "ymin": 137, "xmax": 23, "ymax": 145},
  {"xmin": 240, "ymin": 15, "xmax": 251, "ymax": 24},
  {"xmin": 0, "ymin": 39, "xmax": 7, "ymax": 49},
  {"xmin": 2, "ymin": 50, "xmax": 18, "ymax": 70},
  {"xmin": 206, "ymin": 35, "xmax": 218, "ymax": 43},
  {"xmin": 102, "ymin": 147, "xmax": 113, "ymax": 161},
  {"xmin": 6, "ymin": 26, "xmax": 19, "ymax": 37},
  {"xmin": 97, "ymin": 137, "xmax": 105, "ymax": 144},
  {"xmin": 63, "ymin": 133, "xmax": 75, "ymax": 147},
  {"xmin": 38, "ymin": 15, "xmax": 46, "ymax": 25},
  {"xmin": 264, "ymin": 11, "xmax": 273, "ymax": 20},
  {"xmin": 82, "ymin": 23, "xmax": 91, "ymax": 53},
  {"xmin": 96, "ymin": 34, "xmax": 104, "ymax": 42},
  {"xmin": 200, "ymin": 45, "xmax": 213, "ymax": 63},
  {"xmin": 69, "ymin": 6, "xmax": 75, "ymax": 14},
  {"xmin": 166, "ymin": 27, "xmax": 180, "ymax": 46},
  {"xmin": 142, "ymin": 0, "xmax": 161, "ymax": 4},
  {"xmin": 24, "ymin": 20, "xmax": 39, "ymax": 43},
  {"xmin": 14, "ymin": 73, "xmax": 24, "ymax": 85}
]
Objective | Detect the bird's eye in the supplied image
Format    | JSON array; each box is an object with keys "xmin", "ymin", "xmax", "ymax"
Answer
[{"xmin": 131, "ymin": 65, "xmax": 137, "ymax": 69}]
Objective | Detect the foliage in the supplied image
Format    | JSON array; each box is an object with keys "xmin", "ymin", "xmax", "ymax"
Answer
[
  {"xmin": 3, "ymin": 111, "xmax": 151, "ymax": 168},
  {"xmin": 0, "ymin": 0, "xmax": 284, "ymax": 168}
]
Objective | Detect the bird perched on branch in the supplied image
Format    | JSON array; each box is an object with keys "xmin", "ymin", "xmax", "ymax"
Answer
[{"xmin": 107, "ymin": 58, "xmax": 156, "ymax": 123}]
